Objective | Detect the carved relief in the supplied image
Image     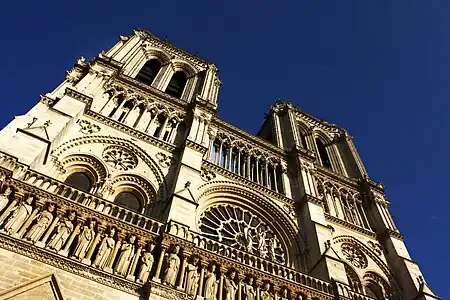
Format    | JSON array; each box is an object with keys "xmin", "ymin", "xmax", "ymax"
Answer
[
  {"xmin": 341, "ymin": 243, "xmax": 368, "ymax": 269},
  {"xmin": 102, "ymin": 146, "xmax": 138, "ymax": 171},
  {"xmin": 367, "ymin": 240, "xmax": 383, "ymax": 256},
  {"xmin": 200, "ymin": 167, "xmax": 216, "ymax": 182},
  {"xmin": 77, "ymin": 120, "xmax": 101, "ymax": 135},
  {"xmin": 155, "ymin": 152, "xmax": 176, "ymax": 168}
]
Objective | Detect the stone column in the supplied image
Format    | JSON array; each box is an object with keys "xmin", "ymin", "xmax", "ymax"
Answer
[
  {"xmin": 177, "ymin": 254, "xmax": 188, "ymax": 290},
  {"xmin": 152, "ymin": 246, "xmax": 167, "ymax": 282},
  {"xmin": 238, "ymin": 275, "xmax": 244, "ymax": 300},
  {"xmin": 127, "ymin": 240, "xmax": 144, "ymax": 281},
  {"xmin": 0, "ymin": 192, "xmax": 22, "ymax": 225},
  {"xmin": 36, "ymin": 207, "xmax": 63, "ymax": 247},
  {"xmin": 105, "ymin": 232, "xmax": 123, "ymax": 273},
  {"xmin": 197, "ymin": 263, "xmax": 206, "ymax": 297},
  {"xmin": 59, "ymin": 216, "xmax": 85, "ymax": 257},
  {"xmin": 82, "ymin": 223, "xmax": 104, "ymax": 265},
  {"xmin": 218, "ymin": 272, "xmax": 225, "ymax": 300},
  {"xmin": 16, "ymin": 200, "xmax": 44, "ymax": 238}
]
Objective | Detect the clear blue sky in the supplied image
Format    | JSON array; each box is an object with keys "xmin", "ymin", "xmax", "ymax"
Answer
[{"xmin": 0, "ymin": 1, "xmax": 447, "ymax": 297}]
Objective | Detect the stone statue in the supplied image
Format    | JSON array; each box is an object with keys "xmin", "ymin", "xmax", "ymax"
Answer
[
  {"xmin": 72, "ymin": 219, "xmax": 96, "ymax": 260},
  {"xmin": 163, "ymin": 245, "xmax": 180, "ymax": 286},
  {"xmin": 256, "ymin": 227, "xmax": 267, "ymax": 257},
  {"xmin": 268, "ymin": 237, "xmax": 276, "ymax": 261},
  {"xmin": 204, "ymin": 264, "xmax": 218, "ymax": 300},
  {"xmin": 224, "ymin": 270, "xmax": 238, "ymax": 300},
  {"xmin": 243, "ymin": 225, "xmax": 253, "ymax": 253},
  {"xmin": 93, "ymin": 227, "xmax": 116, "ymax": 269},
  {"xmin": 137, "ymin": 243, "xmax": 155, "ymax": 283},
  {"xmin": 185, "ymin": 256, "xmax": 200, "ymax": 296},
  {"xmin": 47, "ymin": 211, "xmax": 76, "ymax": 251},
  {"xmin": 77, "ymin": 56, "xmax": 86, "ymax": 64},
  {"xmin": 260, "ymin": 282, "xmax": 273, "ymax": 300},
  {"xmin": 115, "ymin": 235, "xmax": 136, "ymax": 277},
  {"xmin": 2, "ymin": 196, "xmax": 33, "ymax": 235},
  {"xmin": 0, "ymin": 186, "xmax": 13, "ymax": 213},
  {"xmin": 25, "ymin": 203, "xmax": 55, "ymax": 242},
  {"xmin": 95, "ymin": 175, "xmax": 112, "ymax": 197},
  {"xmin": 280, "ymin": 288, "xmax": 290, "ymax": 300},
  {"xmin": 243, "ymin": 277, "xmax": 256, "ymax": 300},
  {"xmin": 296, "ymin": 294, "xmax": 304, "ymax": 300}
]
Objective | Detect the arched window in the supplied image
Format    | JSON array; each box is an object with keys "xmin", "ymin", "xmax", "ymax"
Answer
[
  {"xmin": 64, "ymin": 172, "xmax": 92, "ymax": 192},
  {"xmin": 316, "ymin": 139, "xmax": 332, "ymax": 169},
  {"xmin": 114, "ymin": 191, "xmax": 141, "ymax": 212},
  {"xmin": 136, "ymin": 59, "xmax": 161, "ymax": 85},
  {"xmin": 299, "ymin": 132, "xmax": 308, "ymax": 149},
  {"xmin": 165, "ymin": 71, "xmax": 187, "ymax": 98}
]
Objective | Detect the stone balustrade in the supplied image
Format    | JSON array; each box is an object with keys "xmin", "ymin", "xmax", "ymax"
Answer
[{"xmin": 333, "ymin": 281, "xmax": 376, "ymax": 300}]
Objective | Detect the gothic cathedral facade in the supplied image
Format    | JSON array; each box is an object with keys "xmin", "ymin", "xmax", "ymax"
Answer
[{"xmin": 0, "ymin": 29, "xmax": 439, "ymax": 300}]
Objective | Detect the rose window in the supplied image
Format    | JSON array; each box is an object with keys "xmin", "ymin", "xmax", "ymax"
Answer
[
  {"xmin": 341, "ymin": 243, "xmax": 368, "ymax": 269},
  {"xmin": 199, "ymin": 204, "xmax": 285, "ymax": 264},
  {"xmin": 102, "ymin": 146, "xmax": 138, "ymax": 171}
]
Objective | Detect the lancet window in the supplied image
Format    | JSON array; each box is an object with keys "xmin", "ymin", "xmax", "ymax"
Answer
[
  {"xmin": 316, "ymin": 175, "xmax": 371, "ymax": 230},
  {"xmin": 99, "ymin": 90, "xmax": 186, "ymax": 145},
  {"xmin": 208, "ymin": 138, "xmax": 284, "ymax": 194},
  {"xmin": 315, "ymin": 138, "xmax": 332, "ymax": 170},
  {"xmin": 165, "ymin": 71, "xmax": 187, "ymax": 99},
  {"xmin": 135, "ymin": 59, "xmax": 161, "ymax": 85}
]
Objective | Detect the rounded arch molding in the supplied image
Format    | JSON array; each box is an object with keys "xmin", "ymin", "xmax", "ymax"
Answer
[
  {"xmin": 196, "ymin": 181, "xmax": 305, "ymax": 268},
  {"xmin": 60, "ymin": 153, "xmax": 108, "ymax": 184},
  {"xmin": 110, "ymin": 173, "xmax": 156, "ymax": 213},
  {"xmin": 51, "ymin": 135, "xmax": 168, "ymax": 202}
]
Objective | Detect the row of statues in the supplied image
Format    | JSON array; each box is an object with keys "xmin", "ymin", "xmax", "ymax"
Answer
[
  {"xmin": 161, "ymin": 245, "xmax": 305, "ymax": 300},
  {"xmin": 0, "ymin": 188, "xmax": 306, "ymax": 299}
]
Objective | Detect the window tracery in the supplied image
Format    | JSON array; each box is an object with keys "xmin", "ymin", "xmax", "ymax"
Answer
[
  {"xmin": 102, "ymin": 146, "xmax": 138, "ymax": 171},
  {"xmin": 199, "ymin": 204, "xmax": 286, "ymax": 264},
  {"xmin": 341, "ymin": 243, "xmax": 368, "ymax": 269}
]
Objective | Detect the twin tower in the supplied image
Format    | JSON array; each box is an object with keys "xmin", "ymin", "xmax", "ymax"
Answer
[{"xmin": 0, "ymin": 29, "xmax": 439, "ymax": 300}]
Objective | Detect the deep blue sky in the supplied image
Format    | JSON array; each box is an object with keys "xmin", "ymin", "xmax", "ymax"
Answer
[{"xmin": 0, "ymin": 1, "xmax": 447, "ymax": 297}]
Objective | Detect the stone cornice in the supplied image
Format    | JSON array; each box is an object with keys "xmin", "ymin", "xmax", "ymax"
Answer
[
  {"xmin": 212, "ymin": 118, "xmax": 286, "ymax": 158},
  {"xmin": 85, "ymin": 111, "xmax": 177, "ymax": 152},
  {"xmin": 185, "ymin": 140, "xmax": 208, "ymax": 154},
  {"xmin": 378, "ymin": 228, "xmax": 404, "ymax": 241},
  {"xmin": 134, "ymin": 29, "xmax": 209, "ymax": 68},
  {"xmin": 65, "ymin": 87, "xmax": 93, "ymax": 109},
  {"xmin": 202, "ymin": 160, "xmax": 293, "ymax": 205},
  {"xmin": 315, "ymin": 166, "xmax": 360, "ymax": 190},
  {"xmin": 324, "ymin": 214, "xmax": 377, "ymax": 238}
]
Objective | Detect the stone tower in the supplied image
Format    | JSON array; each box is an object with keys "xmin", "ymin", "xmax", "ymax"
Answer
[{"xmin": 0, "ymin": 29, "xmax": 439, "ymax": 300}]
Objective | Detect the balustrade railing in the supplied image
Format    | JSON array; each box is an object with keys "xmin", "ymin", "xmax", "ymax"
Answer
[
  {"xmin": 22, "ymin": 169, "xmax": 164, "ymax": 234},
  {"xmin": 334, "ymin": 281, "xmax": 376, "ymax": 300}
]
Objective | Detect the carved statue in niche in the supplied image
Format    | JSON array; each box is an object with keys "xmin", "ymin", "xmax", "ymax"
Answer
[
  {"xmin": 163, "ymin": 245, "xmax": 180, "ymax": 286},
  {"xmin": 93, "ymin": 227, "xmax": 116, "ymax": 269},
  {"xmin": 47, "ymin": 211, "xmax": 76, "ymax": 251},
  {"xmin": 256, "ymin": 227, "xmax": 267, "ymax": 258},
  {"xmin": 137, "ymin": 243, "xmax": 155, "ymax": 283},
  {"xmin": 0, "ymin": 186, "xmax": 13, "ymax": 213},
  {"xmin": 2, "ymin": 196, "xmax": 33, "ymax": 235},
  {"xmin": 115, "ymin": 235, "xmax": 136, "ymax": 277},
  {"xmin": 72, "ymin": 219, "xmax": 96, "ymax": 260},
  {"xmin": 260, "ymin": 283, "xmax": 273, "ymax": 300},
  {"xmin": 185, "ymin": 256, "xmax": 200, "ymax": 296},
  {"xmin": 224, "ymin": 270, "xmax": 238, "ymax": 300},
  {"xmin": 242, "ymin": 225, "xmax": 253, "ymax": 253},
  {"xmin": 280, "ymin": 288, "xmax": 290, "ymax": 300},
  {"xmin": 95, "ymin": 174, "xmax": 112, "ymax": 198},
  {"xmin": 25, "ymin": 203, "xmax": 55, "ymax": 242},
  {"xmin": 243, "ymin": 277, "xmax": 256, "ymax": 300},
  {"xmin": 204, "ymin": 264, "xmax": 219, "ymax": 300},
  {"xmin": 268, "ymin": 237, "xmax": 276, "ymax": 261}
]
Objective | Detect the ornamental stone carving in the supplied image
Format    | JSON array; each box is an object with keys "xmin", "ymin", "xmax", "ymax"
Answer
[
  {"xmin": 47, "ymin": 211, "xmax": 76, "ymax": 251},
  {"xmin": 200, "ymin": 167, "xmax": 216, "ymax": 182},
  {"xmin": 102, "ymin": 146, "xmax": 138, "ymax": 171},
  {"xmin": 156, "ymin": 152, "xmax": 176, "ymax": 168},
  {"xmin": 137, "ymin": 243, "xmax": 155, "ymax": 283},
  {"xmin": 341, "ymin": 243, "xmax": 368, "ymax": 269},
  {"xmin": 77, "ymin": 119, "xmax": 101, "ymax": 135},
  {"xmin": 368, "ymin": 240, "xmax": 383, "ymax": 256},
  {"xmin": 2, "ymin": 196, "xmax": 34, "ymax": 235},
  {"xmin": 163, "ymin": 245, "xmax": 181, "ymax": 287}
]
